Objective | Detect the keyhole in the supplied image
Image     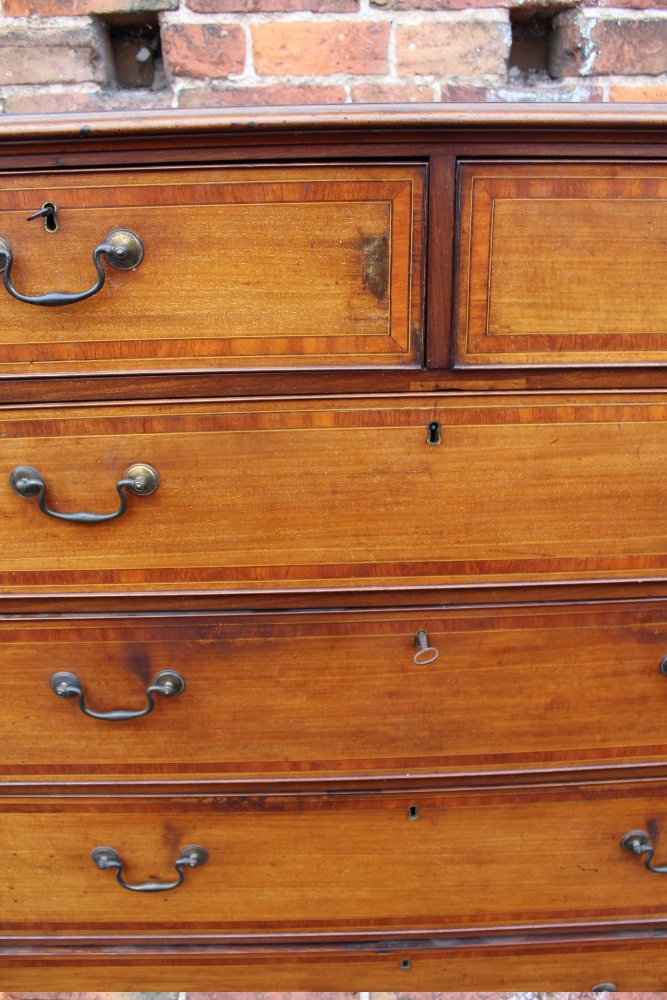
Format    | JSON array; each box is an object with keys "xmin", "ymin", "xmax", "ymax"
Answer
[
  {"xmin": 42, "ymin": 203, "xmax": 58, "ymax": 233},
  {"xmin": 27, "ymin": 202, "xmax": 58, "ymax": 233},
  {"xmin": 408, "ymin": 804, "xmax": 419, "ymax": 821},
  {"xmin": 427, "ymin": 420, "xmax": 441, "ymax": 446},
  {"xmin": 400, "ymin": 958, "xmax": 411, "ymax": 970}
]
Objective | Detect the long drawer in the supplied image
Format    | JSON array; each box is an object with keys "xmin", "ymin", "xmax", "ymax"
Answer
[
  {"xmin": 3, "ymin": 780, "xmax": 667, "ymax": 936},
  {"xmin": 4, "ymin": 393, "xmax": 667, "ymax": 597},
  {"xmin": 5, "ymin": 601, "xmax": 667, "ymax": 782},
  {"xmin": 0, "ymin": 935, "xmax": 663, "ymax": 990},
  {"xmin": 0, "ymin": 165, "xmax": 424, "ymax": 376}
]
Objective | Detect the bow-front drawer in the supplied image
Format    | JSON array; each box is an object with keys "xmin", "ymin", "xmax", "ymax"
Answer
[
  {"xmin": 3, "ymin": 779, "xmax": 667, "ymax": 936},
  {"xmin": 0, "ymin": 936, "xmax": 664, "ymax": 991},
  {"xmin": 5, "ymin": 601, "xmax": 667, "ymax": 782},
  {"xmin": 456, "ymin": 161, "xmax": 667, "ymax": 367},
  {"xmin": 4, "ymin": 393, "xmax": 667, "ymax": 597},
  {"xmin": 0, "ymin": 164, "xmax": 424, "ymax": 376}
]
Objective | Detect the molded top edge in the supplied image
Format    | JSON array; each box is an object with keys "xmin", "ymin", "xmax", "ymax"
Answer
[{"xmin": 0, "ymin": 102, "xmax": 666, "ymax": 142}]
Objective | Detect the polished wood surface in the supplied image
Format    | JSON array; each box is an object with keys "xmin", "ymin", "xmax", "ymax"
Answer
[
  {"xmin": 4, "ymin": 107, "xmax": 667, "ymax": 986},
  {"xmin": 0, "ymin": 166, "xmax": 423, "ymax": 376},
  {"xmin": 5, "ymin": 393, "xmax": 667, "ymax": 597},
  {"xmin": 4, "ymin": 602, "xmax": 667, "ymax": 781},
  {"xmin": 1, "ymin": 933, "xmax": 665, "ymax": 989},
  {"xmin": 1, "ymin": 780, "xmax": 666, "ymax": 935},
  {"xmin": 1, "ymin": 103, "xmax": 667, "ymax": 142},
  {"xmin": 456, "ymin": 162, "xmax": 667, "ymax": 367}
]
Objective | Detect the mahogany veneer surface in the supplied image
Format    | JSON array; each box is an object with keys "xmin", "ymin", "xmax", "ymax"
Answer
[
  {"xmin": 0, "ymin": 935, "xmax": 663, "ymax": 990},
  {"xmin": 3, "ymin": 603, "xmax": 667, "ymax": 781},
  {"xmin": 4, "ymin": 393, "xmax": 667, "ymax": 595},
  {"xmin": 0, "ymin": 165, "xmax": 424, "ymax": 375},
  {"xmin": 456, "ymin": 161, "xmax": 667, "ymax": 367},
  {"xmin": 3, "ymin": 105, "xmax": 667, "ymax": 988},
  {"xmin": 0, "ymin": 781, "xmax": 665, "ymax": 936}
]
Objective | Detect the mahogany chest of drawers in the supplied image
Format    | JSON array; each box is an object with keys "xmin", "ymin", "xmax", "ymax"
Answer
[{"xmin": 2, "ymin": 104, "xmax": 667, "ymax": 990}]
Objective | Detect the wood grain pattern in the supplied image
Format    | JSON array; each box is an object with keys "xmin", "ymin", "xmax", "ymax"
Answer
[
  {"xmin": 425, "ymin": 154, "xmax": 455, "ymax": 369},
  {"xmin": 4, "ymin": 602, "xmax": 667, "ymax": 781},
  {"xmin": 1, "ymin": 780, "xmax": 667, "ymax": 935},
  {"xmin": 4, "ymin": 393, "xmax": 667, "ymax": 596},
  {"xmin": 0, "ymin": 165, "xmax": 424, "ymax": 376},
  {"xmin": 1, "ymin": 103, "xmax": 667, "ymax": 142},
  {"xmin": 456, "ymin": 162, "xmax": 667, "ymax": 367},
  {"xmin": 0, "ymin": 933, "xmax": 666, "ymax": 989}
]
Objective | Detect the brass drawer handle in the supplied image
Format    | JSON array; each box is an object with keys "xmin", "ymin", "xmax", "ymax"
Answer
[
  {"xmin": 621, "ymin": 829, "xmax": 667, "ymax": 872},
  {"xmin": 9, "ymin": 462, "xmax": 158, "ymax": 524},
  {"xmin": 592, "ymin": 986, "xmax": 617, "ymax": 993},
  {"xmin": 91, "ymin": 844, "xmax": 208, "ymax": 893},
  {"xmin": 51, "ymin": 669, "xmax": 185, "ymax": 722},
  {"xmin": 414, "ymin": 629, "xmax": 439, "ymax": 665},
  {"xmin": 0, "ymin": 229, "xmax": 143, "ymax": 307}
]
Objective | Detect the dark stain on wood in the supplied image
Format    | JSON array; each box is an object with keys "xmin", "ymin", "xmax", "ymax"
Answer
[{"xmin": 362, "ymin": 233, "xmax": 389, "ymax": 302}]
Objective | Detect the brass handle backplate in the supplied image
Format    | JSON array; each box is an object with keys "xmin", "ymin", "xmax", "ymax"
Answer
[
  {"xmin": 10, "ymin": 462, "xmax": 158, "ymax": 524},
  {"xmin": 0, "ymin": 228, "xmax": 143, "ymax": 307},
  {"xmin": 91, "ymin": 844, "xmax": 208, "ymax": 892},
  {"xmin": 51, "ymin": 669, "xmax": 185, "ymax": 722}
]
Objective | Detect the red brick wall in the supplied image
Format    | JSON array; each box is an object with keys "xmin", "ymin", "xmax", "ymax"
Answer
[{"xmin": 0, "ymin": 0, "xmax": 666, "ymax": 113}]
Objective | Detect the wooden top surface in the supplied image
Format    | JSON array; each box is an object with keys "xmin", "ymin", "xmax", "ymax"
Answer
[{"xmin": 1, "ymin": 103, "xmax": 667, "ymax": 142}]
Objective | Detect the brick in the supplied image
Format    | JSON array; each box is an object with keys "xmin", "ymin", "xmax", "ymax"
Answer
[
  {"xmin": 549, "ymin": 8, "xmax": 587, "ymax": 77},
  {"xmin": 189, "ymin": 0, "xmax": 357, "ymax": 10},
  {"xmin": 0, "ymin": 24, "xmax": 109, "ymax": 86},
  {"xmin": 179, "ymin": 83, "xmax": 346, "ymax": 105},
  {"xmin": 610, "ymin": 83, "xmax": 667, "ymax": 100},
  {"xmin": 252, "ymin": 22, "xmax": 389, "ymax": 76},
  {"xmin": 492, "ymin": 81, "xmax": 605, "ymax": 100},
  {"xmin": 439, "ymin": 82, "xmax": 491, "ymax": 99},
  {"xmin": 161, "ymin": 22, "xmax": 245, "ymax": 78},
  {"xmin": 3, "ymin": 87, "xmax": 173, "ymax": 114},
  {"xmin": 188, "ymin": 995, "xmax": 357, "ymax": 1000},
  {"xmin": 372, "ymin": 0, "xmax": 505, "ymax": 8},
  {"xmin": 395, "ymin": 18, "xmax": 510, "ymax": 77},
  {"xmin": 351, "ymin": 82, "xmax": 436, "ymax": 101},
  {"xmin": 591, "ymin": 17, "xmax": 667, "ymax": 75},
  {"xmin": 376, "ymin": 0, "xmax": 667, "ymax": 5},
  {"xmin": 596, "ymin": 0, "xmax": 667, "ymax": 6},
  {"xmin": 1, "ymin": 995, "xmax": 179, "ymax": 1000},
  {"xmin": 2, "ymin": 0, "xmax": 176, "ymax": 14}
]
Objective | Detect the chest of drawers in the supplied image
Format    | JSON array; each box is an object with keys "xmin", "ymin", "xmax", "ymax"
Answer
[{"xmin": 3, "ymin": 104, "xmax": 667, "ymax": 990}]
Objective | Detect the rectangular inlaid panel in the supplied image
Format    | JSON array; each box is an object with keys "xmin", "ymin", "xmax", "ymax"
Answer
[
  {"xmin": 5, "ymin": 393, "xmax": 667, "ymax": 597},
  {"xmin": 1, "ymin": 780, "xmax": 666, "ymax": 935},
  {"xmin": 6, "ymin": 602, "xmax": 667, "ymax": 781},
  {"xmin": 0, "ymin": 164, "xmax": 424, "ymax": 375},
  {"xmin": 456, "ymin": 161, "xmax": 667, "ymax": 366},
  {"xmin": 0, "ymin": 934, "xmax": 664, "ymax": 989}
]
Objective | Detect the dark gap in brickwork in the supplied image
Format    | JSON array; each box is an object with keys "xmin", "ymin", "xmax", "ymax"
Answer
[
  {"xmin": 509, "ymin": 15, "xmax": 551, "ymax": 74},
  {"xmin": 509, "ymin": 6, "xmax": 575, "ymax": 81},
  {"xmin": 102, "ymin": 12, "xmax": 164, "ymax": 90}
]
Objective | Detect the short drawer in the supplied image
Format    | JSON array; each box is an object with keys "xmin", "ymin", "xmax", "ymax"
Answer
[
  {"xmin": 4, "ymin": 780, "xmax": 667, "ymax": 936},
  {"xmin": 456, "ymin": 161, "xmax": 667, "ymax": 367},
  {"xmin": 6, "ymin": 601, "xmax": 667, "ymax": 782},
  {"xmin": 0, "ymin": 934, "xmax": 664, "ymax": 990},
  {"xmin": 4, "ymin": 393, "xmax": 667, "ymax": 597},
  {"xmin": 0, "ymin": 164, "xmax": 423, "ymax": 375}
]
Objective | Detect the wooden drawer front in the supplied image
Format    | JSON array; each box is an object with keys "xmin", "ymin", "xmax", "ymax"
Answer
[
  {"xmin": 7, "ymin": 602, "xmax": 667, "ymax": 781},
  {"xmin": 7, "ymin": 393, "xmax": 667, "ymax": 596},
  {"xmin": 0, "ymin": 165, "xmax": 423, "ymax": 375},
  {"xmin": 3, "ymin": 781, "xmax": 667, "ymax": 935},
  {"xmin": 456, "ymin": 162, "xmax": 667, "ymax": 367},
  {"xmin": 0, "ymin": 935, "xmax": 665, "ymax": 990}
]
